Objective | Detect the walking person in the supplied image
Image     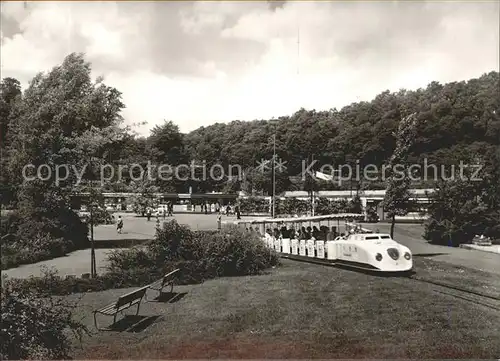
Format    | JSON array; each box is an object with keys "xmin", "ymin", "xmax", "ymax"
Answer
[
  {"xmin": 236, "ymin": 204, "xmax": 241, "ymax": 220},
  {"xmin": 146, "ymin": 208, "xmax": 151, "ymax": 221},
  {"xmin": 116, "ymin": 216, "xmax": 123, "ymax": 234},
  {"xmin": 163, "ymin": 207, "xmax": 166, "ymax": 219}
]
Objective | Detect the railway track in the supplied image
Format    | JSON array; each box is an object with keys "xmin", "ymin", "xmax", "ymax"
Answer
[
  {"xmin": 408, "ymin": 275, "xmax": 500, "ymax": 311},
  {"xmin": 280, "ymin": 254, "xmax": 500, "ymax": 312}
]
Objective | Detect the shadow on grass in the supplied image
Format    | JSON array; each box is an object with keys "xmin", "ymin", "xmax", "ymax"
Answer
[
  {"xmin": 152, "ymin": 291, "xmax": 188, "ymax": 303},
  {"xmin": 334, "ymin": 263, "xmax": 416, "ymax": 278},
  {"xmin": 106, "ymin": 315, "xmax": 162, "ymax": 333},
  {"xmin": 413, "ymin": 253, "xmax": 449, "ymax": 257}
]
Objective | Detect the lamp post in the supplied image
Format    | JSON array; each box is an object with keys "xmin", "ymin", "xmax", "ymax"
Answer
[
  {"xmin": 89, "ymin": 155, "xmax": 96, "ymax": 278},
  {"xmin": 272, "ymin": 133, "xmax": 276, "ymax": 219}
]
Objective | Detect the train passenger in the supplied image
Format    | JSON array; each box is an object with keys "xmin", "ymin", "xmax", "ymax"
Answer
[
  {"xmin": 331, "ymin": 227, "xmax": 337, "ymax": 238},
  {"xmin": 326, "ymin": 228, "xmax": 333, "ymax": 241},
  {"xmin": 312, "ymin": 226, "xmax": 320, "ymax": 239},
  {"xmin": 289, "ymin": 228, "xmax": 296, "ymax": 239},
  {"xmin": 306, "ymin": 226, "xmax": 312, "ymax": 239},
  {"xmin": 280, "ymin": 226, "xmax": 288, "ymax": 238},
  {"xmin": 319, "ymin": 226, "xmax": 328, "ymax": 240}
]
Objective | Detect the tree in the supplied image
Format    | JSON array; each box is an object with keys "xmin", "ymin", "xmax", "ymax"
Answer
[
  {"xmin": 0, "ymin": 77, "xmax": 22, "ymax": 207},
  {"xmin": 7, "ymin": 53, "xmax": 125, "ymax": 204},
  {"xmin": 0, "ymin": 77, "xmax": 22, "ymax": 146},
  {"xmin": 423, "ymin": 148, "xmax": 500, "ymax": 245},
  {"xmin": 382, "ymin": 113, "xmax": 419, "ymax": 238},
  {"xmin": 4, "ymin": 53, "xmax": 126, "ymax": 275},
  {"xmin": 128, "ymin": 179, "xmax": 160, "ymax": 216},
  {"xmin": 149, "ymin": 120, "xmax": 186, "ymax": 165}
]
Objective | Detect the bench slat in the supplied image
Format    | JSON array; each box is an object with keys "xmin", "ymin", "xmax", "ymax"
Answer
[
  {"xmin": 160, "ymin": 269, "xmax": 180, "ymax": 288},
  {"xmin": 97, "ymin": 304, "xmax": 118, "ymax": 315},
  {"xmin": 116, "ymin": 286, "xmax": 149, "ymax": 308}
]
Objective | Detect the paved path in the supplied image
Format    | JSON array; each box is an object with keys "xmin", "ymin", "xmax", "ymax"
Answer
[
  {"xmin": 94, "ymin": 212, "xmax": 249, "ymax": 241},
  {"xmin": 363, "ymin": 223, "xmax": 500, "ymax": 275},
  {"xmin": 2, "ymin": 248, "xmax": 123, "ymax": 279}
]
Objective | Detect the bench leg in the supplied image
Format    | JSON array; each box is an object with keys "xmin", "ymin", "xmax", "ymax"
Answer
[
  {"xmin": 94, "ymin": 312, "xmax": 100, "ymax": 331},
  {"xmin": 136, "ymin": 299, "xmax": 142, "ymax": 316},
  {"xmin": 94, "ymin": 312, "xmax": 113, "ymax": 332}
]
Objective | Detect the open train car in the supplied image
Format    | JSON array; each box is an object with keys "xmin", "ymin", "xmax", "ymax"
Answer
[{"xmin": 223, "ymin": 214, "xmax": 413, "ymax": 273}]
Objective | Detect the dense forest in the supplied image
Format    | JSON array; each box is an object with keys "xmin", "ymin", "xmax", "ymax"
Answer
[{"xmin": 183, "ymin": 72, "xmax": 499, "ymax": 194}]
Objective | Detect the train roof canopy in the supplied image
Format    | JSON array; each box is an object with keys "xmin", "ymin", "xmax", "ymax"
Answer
[{"xmin": 222, "ymin": 213, "xmax": 365, "ymax": 225}]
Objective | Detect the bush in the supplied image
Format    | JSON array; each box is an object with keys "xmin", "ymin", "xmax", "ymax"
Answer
[
  {"xmin": 148, "ymin": 220, "xmax": 202, "ymax": 261},
  {"xmin": 1, "ymin": 208, "xmax": 89, "ymax": 269},
  {"xmin": 147, "ymin": 220, "xmax": 279, "ymax": 280},
  {"xmin": 423, "ymin": 181, "xmax": 500, "ymax": 246},
  {"xmin": 1, "ymin": 233, "xmax": 70, "ymax": 270},
  {"xmin": 315, "ymin": 198, "xmax": 350, "ymax": 215},
  {"xmin": 347, "ymin": 195, "xmax": 363, "ymax": 213},
  {"xmin": 366, "ymin": 205, "xmax": 379, "ymax": 222},
  {"xmin": 1, "ymin": 271, "xmax": 89, "ymax": 360},
  {"xmin": 239, "ymin": 197, "xmax": 269, "ymax": 213},
  {"xmin": 275, "ymin": 198, "xmax": 309, "ymax": 216},
  {"xmin": 81, "ymin": 207, "xmax": 114, "ymax": 225},
  {"xmin": 202, "ymin": 226, "xmax": 279, "ymax": 278}
]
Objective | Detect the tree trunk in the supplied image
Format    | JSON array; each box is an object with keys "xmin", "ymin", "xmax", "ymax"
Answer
[{"xmin": 390, "ymin": 214, "xmax": 396, "ymax": 239}]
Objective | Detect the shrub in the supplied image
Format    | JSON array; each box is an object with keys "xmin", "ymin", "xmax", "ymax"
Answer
[
  {"xmin": 347, "ymin": 195, "xmax": 363, "ymax": 213},
  {"xmin": 80, "ymin": 207, "xmax": 114, "ymax": 225},
  {"xmin": 106, "ymin": 248, "xmax": 156, "ymax": 271},
  {"xmin": 423, "ymin": 180, "xmax": 500, "ymax": 246},
  {"xmin": 275, "ymin": 198, "xmax": 309, "ymax": 216},
  {"xmin": 1, "ymin": 233, "xmax": 70, "ymax": 270},
  {"xmin": 315, "ymin": 198, "xmax": 351, "ymax": 215},
  {"xmin": 1, "ymin": 271, "xmax": 89, "ymax": 360},
  {"xmin": 148, "ymin": 220, "xmax": 201, "ymax": 261},
  {"xmin": 239, "ymin": 197, "xmax": 269, "ymax": 213},
  {"xmin": 202, "ymin": 226, "xmax": 279, "ymax": 278},
  {"xmin": 0, "ymin": 207, "xmax": 89, "ymax": 269},
  {"xmin": 366, "ymin": 205, "xmax": 379, "ymax": 222}
]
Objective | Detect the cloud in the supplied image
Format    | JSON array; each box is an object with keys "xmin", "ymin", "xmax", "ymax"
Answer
[{"xmin": 1, "ymin": 1, "xmax": 498, "ymax": 135}]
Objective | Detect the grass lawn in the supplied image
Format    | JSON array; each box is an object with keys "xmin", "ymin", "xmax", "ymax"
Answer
[
  {"xmin": 414, "ymin": 257, "xmax": 500, "ymax": 298},
  {"xmin": 70, "ymin": 259, "xmax": 500, "ymax": 359}
]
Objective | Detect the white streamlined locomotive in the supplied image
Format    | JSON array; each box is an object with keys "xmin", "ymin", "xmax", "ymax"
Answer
[{"xmin": 327, "ymin": 233, "xmax": 413, "ymax": 272}]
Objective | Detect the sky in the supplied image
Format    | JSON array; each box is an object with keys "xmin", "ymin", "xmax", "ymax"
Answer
[{"xmin": 1, "ymin": 1, "xmax": 499, "ymax": 136}]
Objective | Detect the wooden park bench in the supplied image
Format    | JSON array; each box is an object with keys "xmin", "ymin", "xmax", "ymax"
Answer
[
  {"xmin": 93, "ymin": 285, "xmax": 149, "ymax": 331},
  {"xmin": 145, "ymin": 268, "xmax": 181, "ymax": 302}
]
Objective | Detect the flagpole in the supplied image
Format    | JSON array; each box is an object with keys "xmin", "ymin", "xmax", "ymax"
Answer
[{"xmin": 272, "ymin": 133, "xmax": 276, "ymax": 218}]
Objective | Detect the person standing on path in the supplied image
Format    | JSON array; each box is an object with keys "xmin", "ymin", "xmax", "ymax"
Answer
[{"xmin": 117, "ymin": 216, "xmax": 123, "ymax": 234}]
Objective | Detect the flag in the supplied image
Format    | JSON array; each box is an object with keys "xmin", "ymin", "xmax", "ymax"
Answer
[{"xmin": 315, "ymin": 171, "xmax": 333, "ymax": 181}]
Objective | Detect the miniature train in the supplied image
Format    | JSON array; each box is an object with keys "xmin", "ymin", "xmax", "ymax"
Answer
[{"xmin": 223, "ymin": 214, "xmax": 413, "ymax": 273}]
